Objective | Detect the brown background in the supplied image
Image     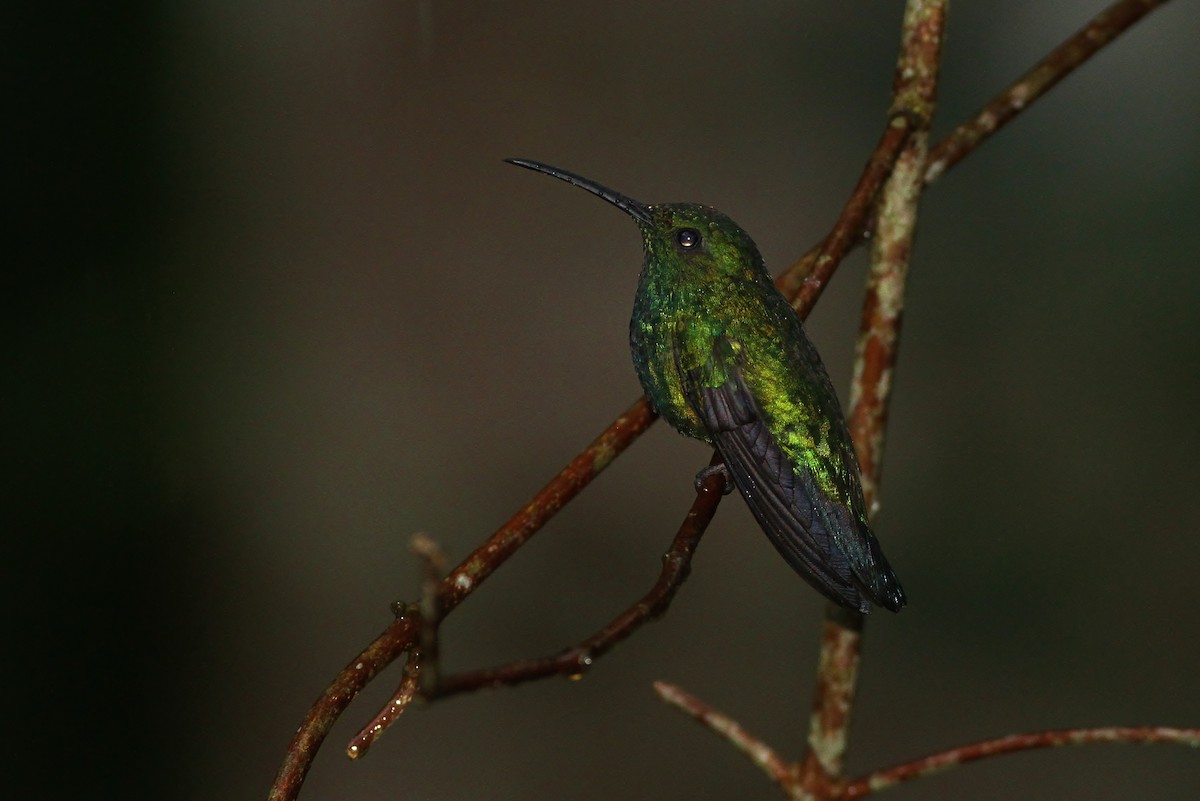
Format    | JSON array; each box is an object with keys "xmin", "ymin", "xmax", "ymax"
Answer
[{"xmin": 9, "ymin": 2, "xmax": 1200, "ymax": 800}]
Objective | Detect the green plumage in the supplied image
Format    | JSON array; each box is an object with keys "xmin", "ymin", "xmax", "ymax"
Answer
[
  {"xmin": 509, "ymin": 160, "xmax": 905, "ymax": 613},
  {"xmin": 630, "ymin": 204, "xmax": 845, "ymax": 494}
]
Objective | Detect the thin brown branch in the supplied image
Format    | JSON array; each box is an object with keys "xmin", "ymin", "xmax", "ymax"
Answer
[
  {"xmin": 784, "ymin": 0, "xmax": 1171, "ymax": 297},
  {"xmin": 269, "ymin": 398, "xmax": 653, "ymax": 799},
  {"xmin": 925, "ymin": 0, "xmax": 1170, "ymax": 184},
  {"xmin": 425, "ymin": 457, "xmax": 725, "ymax": 698},
  {"xmin": 798, "ymin": 608, "xmax": 866, "ymax": 783},
  {"xmin": 847, "ymin": 125, "xmax": 930, "ymax": 510},
  {"xmin": 777, "ymin": 0, "xmax": 945, "ymax": 311},
  {"xmin": 342, "ymin": 533, "xmax": 450, "ymax": 755},
  {"xmin": 411, "ymin": 532, "xmax": 447, "ymax": 694},
  {"xmin": 346, "ymin": 648, "xmax": 424, "ymax": 759},
  {"xmin": 267, "ymin": 614, "xmax": 417, "ymax": 801},
  {"xmin": 853, "ymin": 0, "xmax": 943, "ymax": 507},
  {"xmin": 439, "ymin": 397, "xmax": 657, "ymax": 611},
  {"xmin": 800, "ymin": 1, "xmax": 945, "ymax": 792},
  {"xmin": 654, "ymin": 681, "xmax": 797, "ymax": 792},
  {"xmin": 777, "ymin": 117, "xmax": 914, "ymax": 310},
  {"xmin": 842, "ymin": 726, "xmax": 1200, "ymax": 799}
]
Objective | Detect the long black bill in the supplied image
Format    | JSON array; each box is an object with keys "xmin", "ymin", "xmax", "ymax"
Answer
[{"xmin": 506, "ymin": 158, "xmax": 652, "ymax": 225}]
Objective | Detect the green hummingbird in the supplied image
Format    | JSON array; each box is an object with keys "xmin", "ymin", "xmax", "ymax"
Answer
[{"xmin": 508, "ymin": 159, "xmax": 906, "ymax": 613}]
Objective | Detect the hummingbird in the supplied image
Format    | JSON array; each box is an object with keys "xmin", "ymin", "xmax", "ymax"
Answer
[{"xmin": 507, "ymin": 159, "xmax": 906, "ymax": 613}]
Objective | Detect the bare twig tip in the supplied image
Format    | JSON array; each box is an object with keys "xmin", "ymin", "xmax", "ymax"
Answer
[{"xmin": 409, "ymin": 531, "xmax": 448, "ymax": 571}]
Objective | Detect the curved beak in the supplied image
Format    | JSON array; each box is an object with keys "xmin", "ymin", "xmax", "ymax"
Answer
[{"xmin": 506, "ymin": 158, "xmax": 652, "ymax": 225}]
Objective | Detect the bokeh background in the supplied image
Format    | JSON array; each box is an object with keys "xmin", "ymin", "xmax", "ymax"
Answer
[{"xmin": 9, "ymin": 2, "xmax": 1200, "ymax": 799}]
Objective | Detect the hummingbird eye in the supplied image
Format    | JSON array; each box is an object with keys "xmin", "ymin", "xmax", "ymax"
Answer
[{"xmin": 676, "ymin": 228, "xmax": 702, "ymax": 249}]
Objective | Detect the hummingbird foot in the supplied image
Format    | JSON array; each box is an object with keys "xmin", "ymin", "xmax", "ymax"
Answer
[{"xmin": 694, "ymin": 463, "xmax": 734, "ymax": 495}]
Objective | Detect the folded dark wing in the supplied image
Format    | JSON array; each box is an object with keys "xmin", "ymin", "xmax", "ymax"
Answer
[{"xmin": 681, "ymin": 339, "xmax": 905, "ymax": 613}]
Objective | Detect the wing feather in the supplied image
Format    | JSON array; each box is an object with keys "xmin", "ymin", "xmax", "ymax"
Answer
[{"xmin": 680, "ymin": 337, "xmax": 905, "ymax": 613}]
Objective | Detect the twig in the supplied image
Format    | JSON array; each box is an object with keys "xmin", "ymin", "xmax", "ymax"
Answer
[
  {"xmin": 777, "ymin": 117, "xmax": 915, "ymax": 311},
  {"xmin": 427, "ymin": 456, "xmax": 725, "ymax": 697},
  {"xmin": 439, "ymin": 397, "xmax": 657, "ymax": 610},
  {"xmin": 842, "ymin": 726, "xmax": 1200, "ymax": 799},
  {"xmin": 782, "ymin": 0, "xmax": 1169, "ymax": 296},
  {"xmin": 798, "ymin": 607, "xmax": 867, "ymax": 785},
  {"xmin": 855, "ymin": 0, "xmax": 945, "ymax": 501},
  {"xmin": 410, "ymin": 532, "xmax": 448, "ymax": 695},
  {"xmin": 267, "ymin": 614, "xmax": 416, "ymax": 801},
  {"xmin": 654, "ymin": 681, "xmax": 797, "ymax": 791},
  {"xmin": 343, "ymin": 533, "xmax": 450, "ymax": 756},
  {"xmin": 268, "ymin": 399, "xmax": 653, "ymax": 799},
  {"xmin": 345, "ymin": 648, "xmax": 424, "ymax": 759},
  {"xmin": 800, "ymin": 0, "xmax": 945, "ymax": 790},
  {"xmin": 924, "ymin": 0, "xmax": 1170, "ymax": 184}
]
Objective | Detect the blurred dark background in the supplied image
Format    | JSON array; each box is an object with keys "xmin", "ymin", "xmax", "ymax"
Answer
[{"xmin": 7, "ymin": 2, "xmax": 1200, "ymax": 799}]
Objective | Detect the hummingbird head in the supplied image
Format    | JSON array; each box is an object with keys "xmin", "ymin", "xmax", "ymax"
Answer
[
  {"xmin": 506, "ymin": 159, "xmax": 768, "ymax": 283},
  {"xmin": 639, "ymin": 202, "xmax": 766, "ymax": 283}
]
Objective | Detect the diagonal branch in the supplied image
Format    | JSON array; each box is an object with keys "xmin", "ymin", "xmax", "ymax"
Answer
[
  {"xmin": 925, "ymin": 0, "xmax": 1170, "ymax": 183},
  {"xmin": 782, "ymin": 0, "xmax": 1169, "ymax": 294},
  {"xmin": 437, "ymin": 397, "xmax": 657, "ymax": 610},
  {"xmin": 842, "ymin": 726, "xmax": 1200, "ymax": 799},
  {"xmin": 396, "ymin": 457, "xmax": 723, "ymax": 703},
  {"xmin": 268, "ymin": 614, "xmax": 415, "ymax": 801},
  {"xmin": 269, "ymin": 398, "xmax": 653, "ymax": 798},
  {"xmin": 778, "ymin": 116, "xmax": 915, "ymax": 311},
  {"xmin": 654, "ymin": 680, "xmax": 798, "ymax": 791}
]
